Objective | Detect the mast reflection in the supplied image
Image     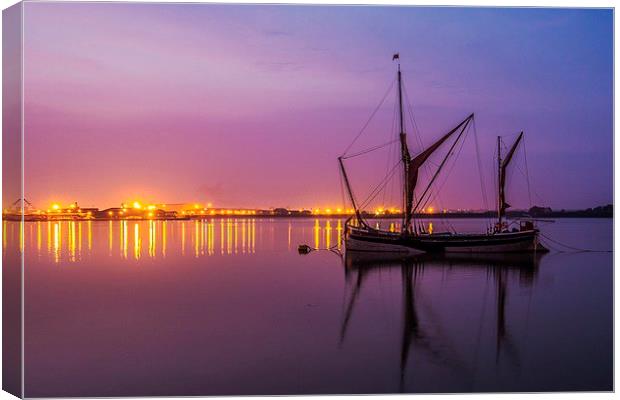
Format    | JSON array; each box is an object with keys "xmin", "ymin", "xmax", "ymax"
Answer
[
  {"xmin": 36, "ymin": 221, "xmax": 42, "ymax": 254},
  {"xmin": 3, "ymin": 220, "xmax": 7, "ymax": 255},
  {"xmin": 134, "ymin": 223, "xmax": 141, "ymax": 260},
  {"xmin": 310, "ymin": 219, "xmax": 344, "ymax": 251},
  {"xmin": 340, "ymin": 251, "xmax": 543, "ymax": 392},
  {"xmin": 162, "ymin": 221, "xmax": 167, "ymax": 258}
]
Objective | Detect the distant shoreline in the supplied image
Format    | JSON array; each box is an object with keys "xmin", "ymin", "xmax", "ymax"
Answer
[
  {"xmin": 5, "ymin": 211, "xmax": 612, "ymax": 222},
  {"xmin": 4, "ymin": 203, "xmax": 612, "ymax": 222},
  {"xmin": 4, "ymin": 198, "xmax": 613, "ymax": 223}
]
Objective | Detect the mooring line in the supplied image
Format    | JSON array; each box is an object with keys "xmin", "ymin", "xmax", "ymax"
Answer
[
  {"xmin": 298, "ymin": 244, "xmax": 342, "ymax": 256},
  {"xmin": 540, "ymin": 232, "xmax": 612, "ymax": 253}
]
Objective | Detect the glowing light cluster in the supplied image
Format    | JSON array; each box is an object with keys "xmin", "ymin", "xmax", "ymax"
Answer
[
  {"xmin": 312, "ymin": 208, "xmax": 355, "ymax": 215},
  {"xmin": 3, "ymin": 199, "xmax": 440, "ymax": 221}
]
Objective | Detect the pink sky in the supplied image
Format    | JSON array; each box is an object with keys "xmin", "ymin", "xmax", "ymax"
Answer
[{"xmin": 20, "ymin": 3, "xmax": 612, "ymax": 210}]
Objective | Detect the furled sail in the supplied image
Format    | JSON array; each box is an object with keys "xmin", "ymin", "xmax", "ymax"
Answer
[
  {"xmin": 498, "ymin": 131, "xmax": 524, "ymax": 219},
  {"xmin": 404, "ymin": 113, "xmax": 474, "ymax": 228}
]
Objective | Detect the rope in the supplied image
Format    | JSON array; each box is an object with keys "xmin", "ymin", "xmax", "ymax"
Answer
[
  {"xmin": 298, "ymin": 243, "xmax": 342, "ymax": 256},
  {"xmin": 506, "ymin": 133, "xmax": 547, "ymax": 213},
  {"xmin": 413, "ymin": 118, "xmax": 472, "ymax": 214},
  {"xmin": 472, "ymin": 118, "xmax": 490, "ymax": 217},
  {"xmin": 522, "ymin": 135, "xmax": 533, "ymax": 208},
  {"xmin": 359, "ymin": 161, "xmax": 402, "ymax": 209},
  {"xmin": 341, "ymin": 138, "xmax": 400, "ymax": 160},
  {"xmin": 402, "ymin": 75, "xmax": 457, "ymax": 233},
  {"xmin": 342, "ymin": 77, "xmax": 396, "ymax": 157},
  {"xmin": 383, "ymin": 96, "xmax": 399, "ymax": 207},
  {"xmin": 403, "ymin": 81, "xmax": 436, "ymax": 210},
  {"xmin": 417, "ymin": 123, "xmax": 471, "ymax": 213},
  {"xmin": 402, "ymin": 77, "xmax": 425, "ymax": 151},
  {"xmin": 539, "ymin": 232, "xmax": 612, "ymax": 253}
]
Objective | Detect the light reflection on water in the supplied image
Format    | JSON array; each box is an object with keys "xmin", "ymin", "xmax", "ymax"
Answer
[
  {"xmin": 6, "ymin": 219, "xmax": 258, "ymax": 262},
  {"xmin": 2, "ymin": 218, "xmax": 612, "ymax": 396},
  {"xmin": 6, "ymin": 218, "xmax": 352, "ymax": 263}
]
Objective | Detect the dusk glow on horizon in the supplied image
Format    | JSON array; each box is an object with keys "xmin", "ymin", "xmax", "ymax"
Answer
[{"xmin": 21, "ymin": 3, "xmax": 612, "ymax": 210}]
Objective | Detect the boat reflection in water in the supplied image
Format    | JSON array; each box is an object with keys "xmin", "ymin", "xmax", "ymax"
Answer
[{"xmin": 341, "ymin": 250, "xmax": 544, "ymax": 392}]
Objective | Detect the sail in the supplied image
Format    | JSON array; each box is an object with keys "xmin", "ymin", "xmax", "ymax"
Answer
[
  {"xmin": 498, "ymin": 132, "xmax": 524, "ymax": 218},
  {"xmin": 404, "ymin": 114, "xmax": 474, "ymax": 227}
]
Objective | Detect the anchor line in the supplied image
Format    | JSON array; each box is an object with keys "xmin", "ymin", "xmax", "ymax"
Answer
[{"xmin": 539, "ymin": 232, "xmax": 611, "ymax": 253}]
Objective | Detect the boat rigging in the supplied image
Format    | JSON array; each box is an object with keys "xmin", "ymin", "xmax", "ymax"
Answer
[{"xmin": 338, "ymin": 54, "xmax": 548, "ymax": 254}]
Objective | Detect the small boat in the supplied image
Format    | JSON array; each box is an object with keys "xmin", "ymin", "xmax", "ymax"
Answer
[{"xmin": 339, "ymin": 54, "xmax": 547, "ymax": 254}]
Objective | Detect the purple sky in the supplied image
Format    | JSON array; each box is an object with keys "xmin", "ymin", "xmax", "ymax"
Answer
[{"xmin": 22, "ymin": 3, "xmax": 612, "ymax": 210}]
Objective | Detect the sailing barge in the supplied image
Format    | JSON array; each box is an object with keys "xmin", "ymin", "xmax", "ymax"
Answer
[{"xmin": 340, "ymin": 55, "xmax": 548, "ymax": 254}]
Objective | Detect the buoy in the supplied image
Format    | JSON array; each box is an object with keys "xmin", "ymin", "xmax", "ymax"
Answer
[{"xmin": 298, "ymin": 244, "xmax": 313, "ymax": 254}]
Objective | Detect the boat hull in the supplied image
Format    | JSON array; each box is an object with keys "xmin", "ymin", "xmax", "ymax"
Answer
[
  {"xmin": 345, "ymin": 235, "xmax": 425, "ymax": 254},
  {"xmin": 345, "ymin": 229, "xmax": 548, "ymax": 254}
]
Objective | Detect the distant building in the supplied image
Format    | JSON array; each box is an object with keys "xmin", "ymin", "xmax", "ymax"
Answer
[
  {"xmin": 97, "ymin": 208, "xmax": 125, "ymax": 219},
  {"xmin": 96, "ymin": 207, "xmax": 171, "ymax": 220},
  {"xmin": 528, "ymin": 206, "xmax": 553, "ymax": 217},
  {"xmin": 46, "ymin": 202, "xmax": 98, "ymax": 220},
  {"xmin": 287, "ymin": 209, "xmax": 313, "ymax": 217},
  {"xmin": 272, "ymin": 208, "xmax": 290, "ymax": 216}
]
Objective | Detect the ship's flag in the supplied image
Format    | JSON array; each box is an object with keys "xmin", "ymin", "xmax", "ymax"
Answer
[{"xmin": 392, "ymin": 53, "xmax": 399, "ymax": 61}]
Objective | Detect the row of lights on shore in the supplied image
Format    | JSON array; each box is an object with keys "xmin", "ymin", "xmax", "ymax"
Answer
[
  {"xmin": 47, "ymin": 203, "xmax": 93, "ymax": 217},
  {"xmin": 8, "ymin": 201, "xmax": 438, "ymax": 217},
  {"xmin": 311, "ymin": 206, "xmax": 437, "ymax": 215},
  {"xmin": 113, "ymin": 202, "xmax": 260, "ymax": 217},
  {"xmin": 44, "ymin": 201, "xmax": 262, "ymax": 218}
]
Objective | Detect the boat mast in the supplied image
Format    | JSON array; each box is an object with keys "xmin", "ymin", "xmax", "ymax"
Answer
[
  {"xmin": 497, "ymin": 136, "xmax": 502, "ymax": 227},
  {"xmin": 497, "ymin": 132, "xmax": 524, "ymax": 229},
  {"xmin": 395, "ymin": 54, "xmax": 412, "ymax": 233},
  {"xmin": 339, "ymin": 156, "xmax": 366, "ymax": 228}
]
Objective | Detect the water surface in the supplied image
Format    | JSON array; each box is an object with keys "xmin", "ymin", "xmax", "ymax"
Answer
[{"xmin": 4, "ymin": 218, "xmax": 612, "ymax": 396}]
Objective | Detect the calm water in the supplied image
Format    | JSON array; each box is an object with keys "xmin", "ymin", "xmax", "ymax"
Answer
[{"xmin": 4, "ymin": 218, "xmax": 613, "ymax": 396}]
